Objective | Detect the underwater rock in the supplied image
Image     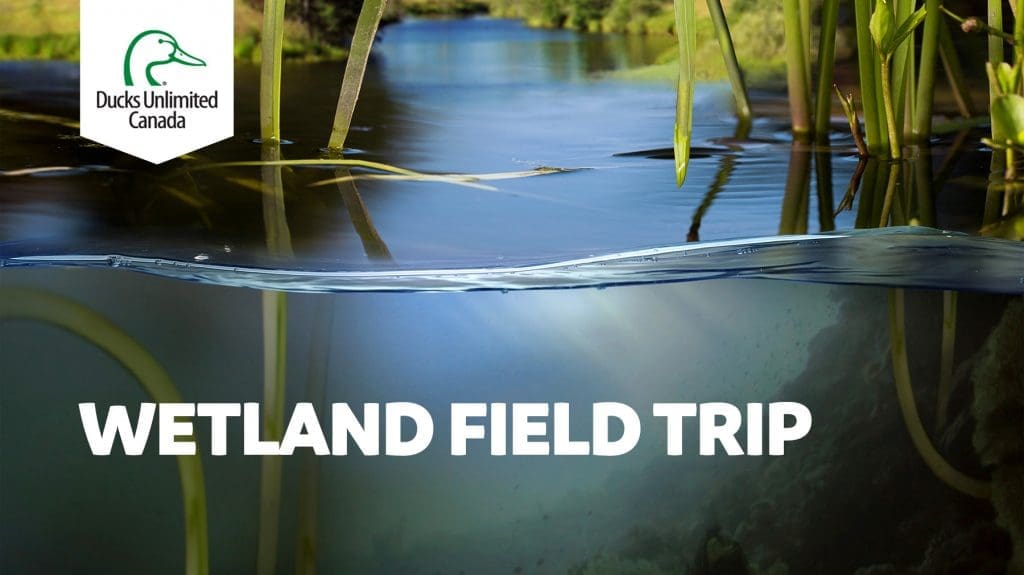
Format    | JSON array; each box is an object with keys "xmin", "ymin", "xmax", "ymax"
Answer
[
  {"xmin": 970, "ymin": 299, "xmax": 1024, "ymax": 575},
  {"xmin": 691, "ymin": 527, "xmax": 751, "ymax": 575},
  {"xmin": 915, "ymin": 522, "xmax": 1013, "ymax": 575}
]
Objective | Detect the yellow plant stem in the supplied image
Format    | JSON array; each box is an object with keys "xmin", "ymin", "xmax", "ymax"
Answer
[
  {"xmin": 888, "ymin": 289, "xmax": 991, "ymax": 499},
  {"xmin": 0, "ymin": 288, "xmax": 209, "ymax": 575},
  {"xmin": 257, "ymin": 290, "xmax": 288, "ymax": 575}
]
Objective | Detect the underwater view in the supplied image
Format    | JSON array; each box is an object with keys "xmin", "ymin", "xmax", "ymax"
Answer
[{"xmin": 1, "ymin": 2, "xmax": 1023, "ymax": 575}]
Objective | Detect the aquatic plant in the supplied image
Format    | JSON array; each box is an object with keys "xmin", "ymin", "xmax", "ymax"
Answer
[
  {"xmin": 328, "ymin": 0, "xmax": 388, "ymax": 152},
  {"xmin": 782, "ymin": 0, "xmax": 811, "ymax": 138},
  {"xmin": 887, "ymin": 289, "xmax": 991, "ymax": 499},
  {"xmin": 870, "ymin": 1, "xmax": 926, "ymax": 161},
  {"xmin": 294, "ymin": 298, "xmax": 335, "ymax": 574},
  {"xmin": 705, "ymin": 0, "xmax": 751, "ymax": 131},
  {"xmin": 0, "ymin": 289, "xmax": 210, "ymax": 575},
  {"xmin": 258, "ymin": 288, "xmax": 289, "ymax": 575},
  {"xmin": 260, "ymin": 0, "xmax": 288, "ymax": 142},
  {"xmin": 672, "ymin": 0, "xmax": 751, "ymax": 186},
  {"xmin": 671, "ymin": 0, "xmax": 695, "ymax": 186}
]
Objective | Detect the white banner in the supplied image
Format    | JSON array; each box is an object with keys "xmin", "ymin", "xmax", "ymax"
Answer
[{"xmin": 79, "ymin": 0, "xmax": 234, "ymax": 164}]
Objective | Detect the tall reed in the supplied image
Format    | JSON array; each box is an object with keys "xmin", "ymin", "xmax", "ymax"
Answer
[
  {"xmin": 913, "ymin": 0, "xmax": 942, "ymax": 139},
  {"xmin": 783, "ymin": 0, "xmax": 811, "ymax": 138},
  {"xmin": 260, "ymin": 0, "xmax": 287, "ymax": 142},
  {"xmin": 672, "ymin": 0, "xmax": 696, "ymax": 186},
  {"xmin": 814, "ymin": 0, "xmax": 840, "ymax": 142},
  {"xmin": 328, "ymin": 0, "xmax": 389, "ymax": 152},
  {"xmin": 705, "ymin": 0, "xmax": 751, "ymax": 129},
  {"xmin": 257, "ymin": 289, "xmax": 288, "ymax": 575},
  {"xmin": 257, "ymin": 2, "xmax": 290, "ymax": 573}
]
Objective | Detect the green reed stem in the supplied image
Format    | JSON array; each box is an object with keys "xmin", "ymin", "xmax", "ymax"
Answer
[
  {"xmin": 800, "ymin": 0, "xmax": 812, "ymax": 93},
  {"xmin": 874, "ymin": 56, "xmax": 891, "ymax": 152},
  {"xmin": 887, "ymin": 289, "xmax": 991, "ymax": 499},
  {"xmin": 938, "ymin": 21, "xmax": 976, "ymax": 118},
  {"xmin": 259, "ymin": 0, "xmax": 287, "ymax": 141},
  {"xmin": 672, "ymin": 0, "xmax": 697, "ymax": 186},
  {"xmin": 936, "ymin": 290, "xmax": 958, "ymax": 430},
  {"xmin": 989, "ymin": 0, "xmax": 1004, "ymax": 109},
  {"xmin": 880, "ymin": 56, "xmax": 901, "ymax": 160},
  {"xmin": 814, "ymin": 0, "xmax": 840, "ymax": 142},
  {"xmin": 257, "ymin": 141, "xmax": 291, "ymax": 575},
  {"xmin": 914, "ymin": 0, "xmax": 942, "ymax": 139},
  {"xmin": 295, "ymin": 298, "xmax": 333, "ymax": 575},
  {"xmin": 892, "ymin": 0, "xmax": 913, "ymax": 138},
  {"xmin": 257, "ymin": 290, "xmax": 288, "ymax": 575},
  {"xmin": 783, "ymin": 0, "xmax": 812, "ymax": 138},
  {"xmin": 879, "ymin": 159, "xmax": 900, "ymax": 226},
  {"xmin": 1016, "ymin": 0, "xmax": 1024, "ymax": 62},
  {"xmin": 705, "ymin": 0, "xmax": 751, "ymax": 129},
  {"xmin": 0, "ymin": 289, "xmax": 210, "ymax": 575},
  {"xmin": 855, "ymin": 0, "xmax": 884, "ymax": 153},
  {"xmin": 328, "ymin": 0, "xmax": 388, "ymax": 152}
]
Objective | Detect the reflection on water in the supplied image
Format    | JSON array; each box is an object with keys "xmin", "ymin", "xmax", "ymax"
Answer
[{"xmin": 2, "ymin": 19, "xmax": 1020, "ymax": 283}]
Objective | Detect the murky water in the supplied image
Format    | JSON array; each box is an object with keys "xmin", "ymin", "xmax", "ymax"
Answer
[{"xmin": 1, "ymin": 16, "xmax": 1022, "ymax": 575}]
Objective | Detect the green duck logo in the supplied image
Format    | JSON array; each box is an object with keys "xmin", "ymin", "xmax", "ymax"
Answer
[{"xmin": 123, "ymin": 29, "xmax": 206, "ymax": 87}]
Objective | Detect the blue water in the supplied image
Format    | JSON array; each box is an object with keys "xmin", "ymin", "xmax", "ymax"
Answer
[{"xmin": 3, "ymin": 18, "xmax": 1019, "ymax": 294}]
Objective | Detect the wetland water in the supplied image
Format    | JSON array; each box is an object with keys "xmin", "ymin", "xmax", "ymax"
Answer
[{"xmin": 1, "ymin": 16, "xmax": 1022, "ymax": 575}]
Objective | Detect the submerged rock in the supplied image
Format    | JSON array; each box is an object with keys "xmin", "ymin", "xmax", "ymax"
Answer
[
  {"xmin": 691, "ymin": 527, "xmax": 751, "ymax": 575},
  {"xmin": 970, "ymin": 299, "xmax": 1024, "ymax": 575}
]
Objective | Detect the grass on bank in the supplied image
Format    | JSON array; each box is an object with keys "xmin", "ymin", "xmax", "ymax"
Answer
[{"xmin": 0, "ymin": 0, "xmax": 346, "ymax": 61}]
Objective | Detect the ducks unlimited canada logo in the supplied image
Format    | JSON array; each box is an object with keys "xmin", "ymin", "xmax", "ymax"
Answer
[{"xmin": 80, "ymin": 0, "xmax": 233, "ymax": 164}]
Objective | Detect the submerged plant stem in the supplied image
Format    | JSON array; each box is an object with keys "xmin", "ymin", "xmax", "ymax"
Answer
[
  {"xmin": 887, "ymin": 289, "xmax": 991, "ymax": 499},
  {"xmin": 327, "ymin": 0, "xmax": 388, "ymax": 152},
  {"xmin": 936, "ymin": 290, "xmax": 958, "ymax": 429},
  {"xmin": 0, "ymin": 289, "xmax": 210, "ymax": 575},
  {"xmin": 295, "ymin": 298, "xmax": 335, "ymax": 575},
  {"xmin": 257, "ymin": 290, "xmax": 288, "ymax": 575}
]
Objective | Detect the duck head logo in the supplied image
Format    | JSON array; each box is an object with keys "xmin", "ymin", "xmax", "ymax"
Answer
[
  {"xmin": 123, "ymin": 30, "xmax": 207, "ymax": 87},
  {"xmin": 79, "ymin": 0, "xmax": 233, "ymax": 164}
]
